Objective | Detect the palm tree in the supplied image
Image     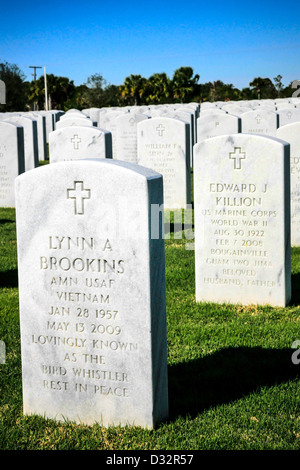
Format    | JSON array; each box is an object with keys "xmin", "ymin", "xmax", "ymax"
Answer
[
  {"xmin": 172, "ymin": 67, "xmax": 199, "ymax": 103},
  {"xmin": 145, "ymin": 73, "xmax": 171, "ymax": 104},
  {"xmin": 119, "ymin": 74, "xmax": 147, "ymax": 106}
]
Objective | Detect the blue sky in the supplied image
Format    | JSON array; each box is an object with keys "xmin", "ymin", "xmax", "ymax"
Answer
[{"xmin": 1, "ymin": 0, "xmax": 300, "ymax": 90}]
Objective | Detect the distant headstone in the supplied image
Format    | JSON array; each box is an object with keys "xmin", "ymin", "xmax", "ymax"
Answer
[
  {"xmin": 15, "ymin": 159, "xmax": 168, "ymax": 428},
  {"xmin": 193, "ymin": 134, "xmax": 291, "ymax": 307},
  {"xmin": 0, "ymin": 121, "xmax": 25, "ymax": 206},
  {"xmin": 115, "ymin": 113, "xmax": 149, "ymax": 163},
  {"xmin": 5, "ymin": 115, "xmax": 39, "ymax": 170},
  {"xmin": 278, "ymin": 108, "xmax": 300, "ymax": 127},
  {"xmin": 163, "ymin": 109, "xmax": 194, "ymax": 166},
  {"xmin": 277, "ymin": 121, "xmax": 300, "ymax": 246},
  {"xmin": 197, "ymin": 112, "xmax": 241, "ymax": 142},
  {"xmin": 241, "ymin": 109, "xmax": 279, "ymax": 137},
  {"xmin": 56, "ymin": 117, "xmax": 96, "ymax": 129},
  {"xmin": 100, "ymin": 111, "xmax": 125, "ymax": 158},
  {"xmin": 137, "ymin": 117, "xmax": 191, "ymax": 209},
  {"xmin": 49, "ymin": 126, "xmax": 112, "ymax": 162},
  {"xmin": 28, "ymin": 112, "xmax": 47, "ymax": 161}
]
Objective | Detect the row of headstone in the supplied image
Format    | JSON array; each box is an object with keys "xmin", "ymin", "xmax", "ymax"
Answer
[
  {"xmin": 0, "ymin": 110, "xmax": 61, "ymax": 207},
  {"xmin": 0, "ymin": 97, "xmax": 296, "ymax": 430},
  {"xmin": 0, "ymin": 109, "xmax": 64, "ymax": 162},
  {"xmin": 15, "ymin": 130, "xmax": 292, "ymax": 428},
  {"xmin": 48, "ymin": 109, "xmax": 192, "ymax": 210}
]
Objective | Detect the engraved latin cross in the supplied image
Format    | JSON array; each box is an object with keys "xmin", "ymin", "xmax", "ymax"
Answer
[
  {"xmin": 71, "ymin": 134, "xmax": 81, "ymax": 149},
  {"xmin": 67, "ymin": 181, "xmax": 91, "ymax": 215},
  {"xmin": 255, "ymin": 114, "xmax": 262, "ymax": 123},
  {"xmin": 156, "ymin": 124, "xmax": 165, "ymax": 136},
  {"xmin": 229, "ymin": 147, "xmax": 246, "ymax": 170}
]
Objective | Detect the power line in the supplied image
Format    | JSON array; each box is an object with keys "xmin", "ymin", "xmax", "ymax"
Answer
[
  {"xmin": 29, "ymin": 65, "xmax": 42, "ymax": 81},
  {"xmin": 29, "ymin": 66, "xmax": 42, "ymax": 110}
]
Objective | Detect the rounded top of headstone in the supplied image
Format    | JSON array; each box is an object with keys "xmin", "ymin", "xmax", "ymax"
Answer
[
  {"xmin": 16, "ymin": 158, "xmax": 163, "ymax": 183},
  {"xmin": 194, "ymin": 132, "xmax": 290, "ymax": 151}
]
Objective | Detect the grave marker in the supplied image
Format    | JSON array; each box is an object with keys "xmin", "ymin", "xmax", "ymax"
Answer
[
  {"xmin": 241, "ymin": 109, "xmax": 279, "ymax": 137},
  {"xmin": 49, "ymin": 126, "xmax": 112, "ymax": 163},
  {"xmin": 197, "ymin": 112, "xmax": 241, "ymax": 142},
  {"xmin": 15, "ymin": 159, "xmax": 168, "ymax": 428},
  {"xmin": 137, "ymin": 117, "xmax": 191, "ymax": 209},
  {"xmin": 278, "ymin": 108, "xmax": 300, "ymax": 127},
  {"xmin": 193, "ymin": 134, "xmax": 291, "ymax": 307},
  {"xmin": 115, "ymin": 113, "xmax": 149, "ymax": 163},
  {"xmin": 5, "ymin": 115, "xmax": 39, "ymax": 170},
  {"xmin": 0, "ymin": 121, "xmax": 25, "ymax": 206},
  {"xmin": 277, "ymin": 122, "xmax": 300, "ymax": 246}
]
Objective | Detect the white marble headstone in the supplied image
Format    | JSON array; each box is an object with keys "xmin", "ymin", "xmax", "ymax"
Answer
[
  {"xmin": 0, "ymin": 121, "xmax": 25, "ymax": 206},
  {"xmin": 27, "ymin": 112, "xmax": 47, "ymax": 161},
  {"xmin": 278, "ymin": 108, "xmax": 300, "ymax": 127},
  {"xmin": 115, "ymin": 113, "xmax": 149, "ymax": 163},
  {"xmin": 4, "ymin": 115, "xmax": 39, "ymax": 170},
  {"xmin": 277, "ymin": 122, "xmax": 300, "ymax": 246},
  {"xmin": 15, "ymin": 159, "xmax": 168, "ymax": 428},
  {"xmin": 49, "ymin": 126, "xmax": 112, "ymax": 162},
  {"xmin": 193, "ymin": 134, "xmax": 291, "ymax": 307},
  {"xmin": 56, "ymin": 117, "xmax": 96, "ymax": 129},
  {"xmin": 137, "ymin": 117, "xmax": 191, "ymax": 209},
  {"xmin": 197, "ymin": 112, "xmax": 241, "ymax": 142},
  {"xmin": 241, "ymin": 109, "xmax": 278, "ymax": 137}
]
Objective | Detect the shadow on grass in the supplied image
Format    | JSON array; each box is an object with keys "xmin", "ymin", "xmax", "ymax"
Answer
[
  {"xmin": 0, "ymin": 219, "xmax": 14, "ymax": 225},
  {"xmin": 0, "ymin": 269, "xmax": 18, "ymax": 288},
  {"xmin": 164, "ymin": 222, "xmax": 193, "ymax": 236},
  {"xmin": 290, "ymin": 273, "xmax": 300, "ymax": 306},
  {"xmin": 168, "ymin": 347, "xmax": 300, "ymax": 420}
]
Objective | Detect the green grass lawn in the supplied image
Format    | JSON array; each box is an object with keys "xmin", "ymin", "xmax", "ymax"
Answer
[{"xmin": 0, "ymin": 202, "xmax": 299, "ymax": 450}]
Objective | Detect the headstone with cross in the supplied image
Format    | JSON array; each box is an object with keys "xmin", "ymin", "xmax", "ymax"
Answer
[
  {"xmin": 193, "ymin": 133, "xmax": 291, "ymax": 307},
  {"xmin": 241, "ymin": 109, "xmax": 279, "ymax": 137},
  {"xmin": 0, "ymin": 121, "xmax": 25, "ymax": 207},
  {"xmin": 278, "ymin": 108, "xmax": 300, "ymax": 127},
  {"xmin": 196, "ymin": 111, "xmax": 241, "ymax": 142},
  {"xmin": 49, "ymin": 125, "xmax": 112, "ymax": 163},
  {"xmin": 137, "ymin": 116, "xmax": 191, "ymax": 209},
  {"xmin": 115, "ymin": 113, "xmax": 150, "ymax": 163},
  {"xmin": 15, "ymin": 158, "xmax": 168, "ymax": 428}
]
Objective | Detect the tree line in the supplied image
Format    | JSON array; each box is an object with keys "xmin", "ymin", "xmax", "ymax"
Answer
[{"xmin": 0, "ymin": 60, "xmax": 296, "ymax": 112}]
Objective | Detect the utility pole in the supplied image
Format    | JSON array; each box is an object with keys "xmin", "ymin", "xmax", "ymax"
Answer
[
  {"xmin": 29, "ymin": 65, "xmax": 42, "ymax": 110},
  {"xmin": 44, "ymin": 67, "xmax": 48, "ymax": 111}
]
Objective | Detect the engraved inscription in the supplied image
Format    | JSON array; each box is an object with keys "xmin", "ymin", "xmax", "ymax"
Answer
[{"xmin": 30, "ymin": 234, "xmax": 136, "ymax": 399}]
